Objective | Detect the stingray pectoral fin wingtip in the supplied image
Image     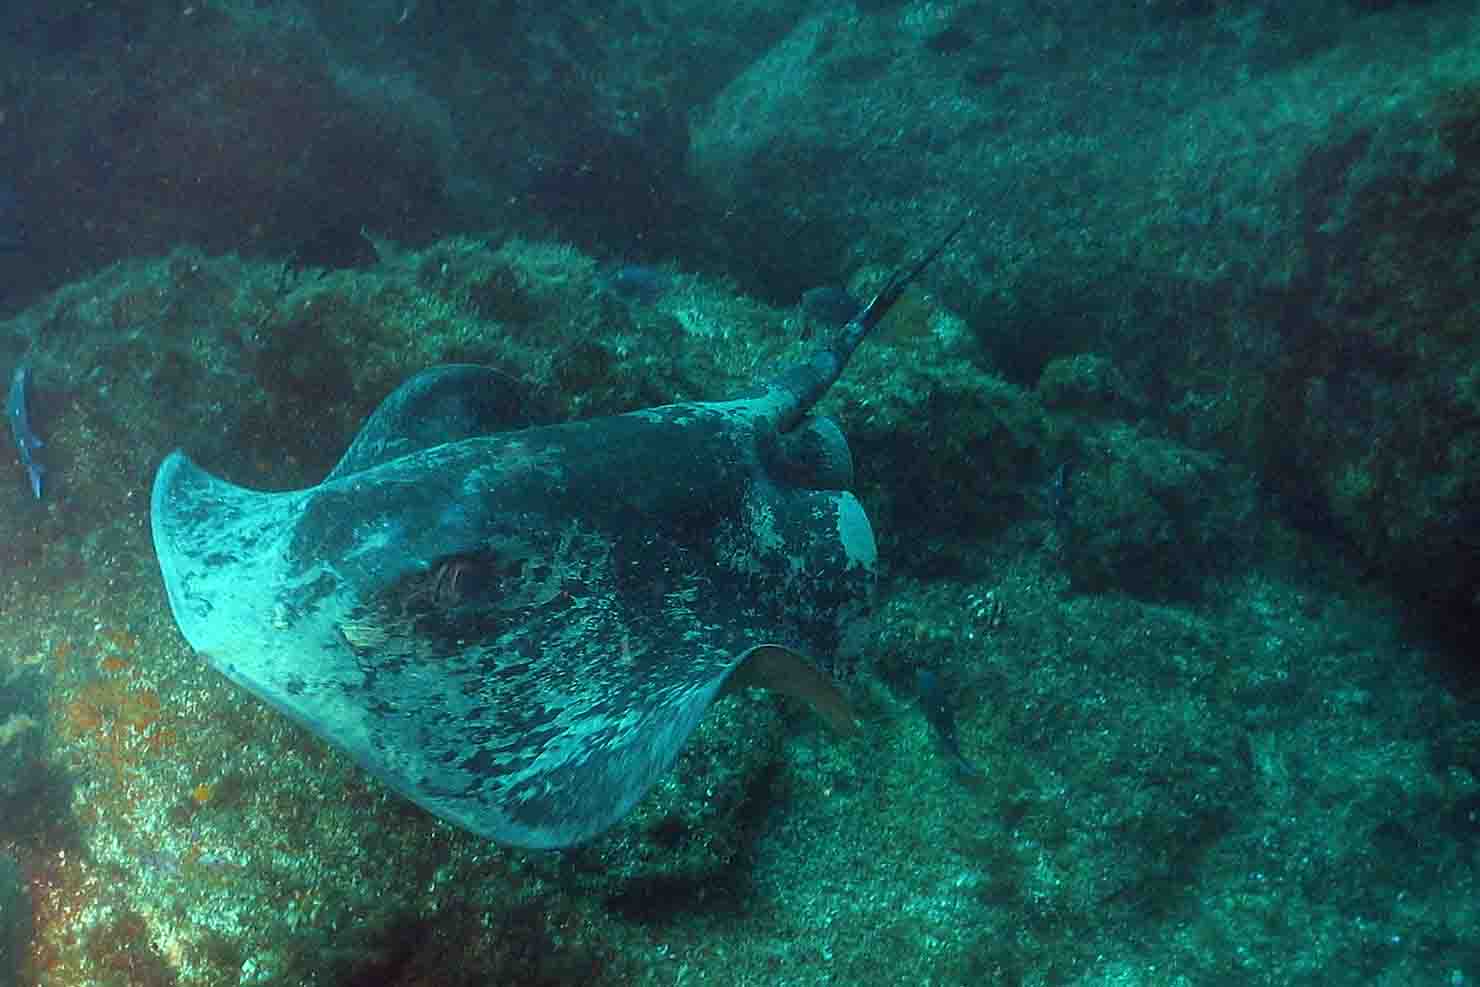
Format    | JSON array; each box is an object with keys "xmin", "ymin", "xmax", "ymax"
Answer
[
  {"xmin": 726, "ymin": 644, "xmax": 862, "ymax": 735},
  {"xmin": 151, "ymin": 449, "xmax": 316, "ymax": 662},
  {"xmin": 151, "ymin": 450, "xmax": 235, "ymax": 658},
  {"xmin": 151, "ymin": 448, "xmax": 252, "ymax": 600},
  {"xmin": 151, "ymin": 449, "xmax": 210, "ymax": 606},
  {"xmin": 151, "ymin": 448, "xmax": 233, "ymax": 540}
]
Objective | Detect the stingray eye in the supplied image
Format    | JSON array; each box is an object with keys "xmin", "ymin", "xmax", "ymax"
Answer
[
  {"xmin": 431, "ymin": 558, "xmax": 473, "ymax": 607},
  {"xmin": 396, "ymin": 553, "xmax": 487, "ymax": 616},
  {"xmin": 426, "ymin": 554, "xmax": 492, "ymax": 610}
]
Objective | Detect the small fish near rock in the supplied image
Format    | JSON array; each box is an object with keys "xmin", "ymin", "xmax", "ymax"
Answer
[
  {"xmin": 7, "ymin": 365, "xmax": 45, "ymax": 499},
  {"xmin": 150, "ymin": 221, "xmax": 967, "ymax": 848},
  {"xmin": 916, "ymin": 666, "xmax": 985, "ymax": 785},
  {"xmin": 800, "ymin": 285, "xmax": 863, "ymax": 331},
  {"xmin": 599, "ymin": 263, "xmax": 672, "ymax": 304}
]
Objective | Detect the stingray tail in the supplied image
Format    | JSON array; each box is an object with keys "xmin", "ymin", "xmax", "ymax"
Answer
[{"xmin": 770, "ymin": 215, "xmax": 969, "ymax": 432}]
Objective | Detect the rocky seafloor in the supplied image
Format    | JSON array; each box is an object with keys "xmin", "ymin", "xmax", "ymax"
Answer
[{"xmin": 0, "ymin": 237, "xmax": 1472, "ymax": 986}]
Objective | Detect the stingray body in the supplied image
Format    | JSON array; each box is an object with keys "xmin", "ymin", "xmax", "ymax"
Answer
[{"xmin": 150, "ymin": 226, "xmax": 962, "ymax": 848}]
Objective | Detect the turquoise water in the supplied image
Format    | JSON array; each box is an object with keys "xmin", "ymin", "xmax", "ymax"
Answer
[{"xmin": 0, "ymin": 2, "xmax": 1477, "ymax": 985}]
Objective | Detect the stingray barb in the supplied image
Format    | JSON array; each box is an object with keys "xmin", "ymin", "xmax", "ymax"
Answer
[{"xmin": 150, "ymin": 221, "xmax": 966, "ymax": 848}]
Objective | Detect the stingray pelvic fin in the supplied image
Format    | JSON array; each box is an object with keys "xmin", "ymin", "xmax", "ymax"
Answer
[{"xmin": 726, "ymin": 644, "xmax": 862, "ymax": 735}]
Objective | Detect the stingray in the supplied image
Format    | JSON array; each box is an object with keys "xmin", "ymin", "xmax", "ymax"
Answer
[{"xmin": 150, "ymin": 223, "xmax": 964, "ymax": 848}]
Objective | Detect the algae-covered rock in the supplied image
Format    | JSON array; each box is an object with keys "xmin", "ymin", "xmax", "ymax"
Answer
[
  {"xmin": 1060, "ymin": 425, "xmax": 1256, "ymax": 600},
  {"xmin": 1217, "ymin": 94, "xmax": 1480, "ymax": 644},
  {"xmin": 0, "ymin": 851, "xmax": 25, "ymax": 987},
  {"xmin": 0, "ymin": 661, "xmax": 45, "ymax": 803},
  {"xmin": 1037, "ymin": 353, "xmax": 1142, "ymax": 419}
]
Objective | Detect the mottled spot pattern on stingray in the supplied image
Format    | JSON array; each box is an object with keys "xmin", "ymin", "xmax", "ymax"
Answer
[{"xmin": 149, "ymin": 223, "xmax": 965, "ymax": 848}]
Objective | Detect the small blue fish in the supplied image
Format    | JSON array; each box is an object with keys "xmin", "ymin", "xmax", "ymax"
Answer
[
  {"xmin": 600, "ymin": 264, "xmax": 671, "ymax": 304},
  {"xmin": 800, "ymin": 285, "xmax": 863, "ymax": 329},
  {"xmin": 1048, "ymin": 459, "xmax": 1075, "ymax": 529},
  {"xmin": 917, "ymin": 667, "xmax": 984, "ymax": 784},
  {"xmin": 8, "ymin": 365, "xmax": 45, "ymax": 499}
]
